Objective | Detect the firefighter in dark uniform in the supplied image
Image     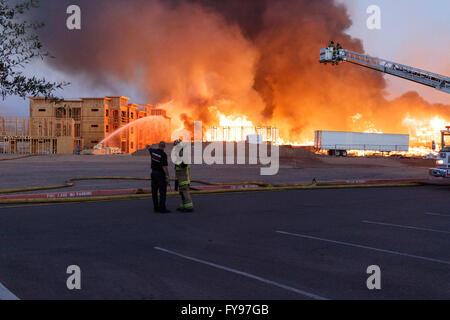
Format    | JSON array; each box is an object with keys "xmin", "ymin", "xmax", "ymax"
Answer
[
  {"xmin": 146, "ymin": 141, "xmax": 170, "ymax": 213},
  {"xmin": 173, "ymin": 139, "xmax": 194, "ymax": 212}
]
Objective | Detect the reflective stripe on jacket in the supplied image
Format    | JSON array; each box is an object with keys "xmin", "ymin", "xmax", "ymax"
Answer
[{"xmin": 175, "ymin": 164, "xmax": 190, "ymax": 186}]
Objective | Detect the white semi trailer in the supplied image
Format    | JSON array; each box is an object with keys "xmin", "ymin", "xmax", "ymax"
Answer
[{"xmin": 314, "ymin": 131, "xmax": 409, "ymax": 156}]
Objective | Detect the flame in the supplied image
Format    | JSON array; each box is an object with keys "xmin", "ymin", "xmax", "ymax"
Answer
[
  {"xmin": 35, "ymin": 0, "xmax": 450, "ymax": 157},
  {"xmin": 341, "ymin": 113, "xmax": 448, "ymax": 156},
  {"xmin": 277, "ymin": 138, "xmax": 313, "ymax": 146},
  {"xmin": 203, "ymin": 110, "xmax": 449, "ymax": 156},
  {"xmin": 205, "ymin": 110, "xmax": 282, "ymax": 143},
  {"xmin": 402, "ymin": 115, "xmax": 446, "ymax": 149},
  {"xmin": 350, "ymin": 114, "xmax": 448, "ymax": 157},
  {"xmin": 218, "ymin": 112, "xmax": 254, "ymax": 127},
  {"xmin": 347, "ymin": 147, "xmax": 435, "ymax": 158},
  {"xmin": 206, "ymin": 111, "xmax": 255, "ymax": 142}
]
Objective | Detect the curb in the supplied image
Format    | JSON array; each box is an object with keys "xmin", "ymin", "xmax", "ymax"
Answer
[
  {"xmin": 0, "ymin": 176, "xmax": 446, "ymax": 205},
  {"xmin": 0, "ymin": 184, "xmax": 272, "ymax": 201},
  {"xmin": 315, "ymin": 178, "xmax": 429, "ymax": 185},
  {"xmin": 0, "ymin": 183, "xmax": 422, "ymax": 205},
  {"xmin": 0, "ymin": 155, "xmax": 36, "ymax": 162}
]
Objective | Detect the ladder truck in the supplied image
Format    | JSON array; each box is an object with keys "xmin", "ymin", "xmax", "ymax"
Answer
[
  {"xmin": 319, "ymin": 41, "xmax": 450, "ymax": 177},
  {"xmin": 429, "ymin": 126, "xmax": 450, "ymax": 178}
]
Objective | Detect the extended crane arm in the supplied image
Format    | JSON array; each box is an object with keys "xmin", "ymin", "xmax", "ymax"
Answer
[{"xmin": 319, "ymin": 42, "xmax": 450, "ymax": 94}]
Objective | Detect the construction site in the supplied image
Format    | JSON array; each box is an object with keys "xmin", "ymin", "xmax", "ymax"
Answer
[
  {"xmin": 0, "ymin": 97, "xmax": 283, "ymax": 155},
  {"xmin": 0, "ymin": 97, "xmax": 172, "ymax": 155}
]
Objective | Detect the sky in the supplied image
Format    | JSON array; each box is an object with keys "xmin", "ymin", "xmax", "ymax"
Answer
[
  {"xmin": 0, "ymin": 0, "xmax": 449, "ymax": 117},
  {"xmin": 337, "ymin": 0, "xmax": 450, "ymax": 103}
]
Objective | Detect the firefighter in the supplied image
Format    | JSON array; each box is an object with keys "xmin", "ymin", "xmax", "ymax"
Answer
[
  {"xmin": 334, "ymin": 43, "xmax": 343, "ymax": 62},
  {"xmin": 146, "ymin": 141, "xmax": 171, "ymax": 213},
  {"xmin": 173, "ymin": 139, "xmax": 194, "ymax": 212}
]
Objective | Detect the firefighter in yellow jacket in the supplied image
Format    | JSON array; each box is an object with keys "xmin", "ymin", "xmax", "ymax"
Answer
[{"xmin": 174, "ymin": 139, "xmax": 194, "ymax": 212}]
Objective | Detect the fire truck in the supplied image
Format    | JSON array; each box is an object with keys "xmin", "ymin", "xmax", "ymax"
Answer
[
  {"xmin": 429, "ymin": 127, "xmax": 450, "ymax": 177},
  {"xmin": 319, "ymin": 41, "xmax": 450, "ymax": 177}
]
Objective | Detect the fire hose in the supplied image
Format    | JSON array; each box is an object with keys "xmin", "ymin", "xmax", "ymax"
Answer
[
  {"xmin": 0, "ymin": 155, "xmax": 36, "ymax": 162},
  {"xmin": 0, "ymin": 176, "xmax": 445, "ymax": 205}
]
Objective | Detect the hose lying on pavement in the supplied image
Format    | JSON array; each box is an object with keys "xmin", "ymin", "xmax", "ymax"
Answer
[
  {"xmin": 0, "ymin": 176, "xmax": 447, "ymax": 204},
  {"xmin": 0, "ymin": 176, "xmax": 428, "ymax": 193},
  {"xmin": 0, "ymin": 183, "xmax": 425, "ymax": 205},
  {"xmin": 0, "ymin": 155, "xmax": 36, "ymax": 162},
  {"xmin": 0, "ymin": 177, "xmax": 273, "ymax": 195}
]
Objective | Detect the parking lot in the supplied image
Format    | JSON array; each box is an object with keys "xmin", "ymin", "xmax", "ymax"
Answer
[{"xmin": 0, "ymin": 186, "xmax": 449, "ymax": 300}]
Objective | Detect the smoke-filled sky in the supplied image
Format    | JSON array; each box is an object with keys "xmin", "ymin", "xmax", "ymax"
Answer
[
  {"xmin": 0, "ymin": 0, "xmax": 449, "ymax": 143},
  {"xmin": 338, "ymin": 0, "xmax": 450, "ymax": 103}
]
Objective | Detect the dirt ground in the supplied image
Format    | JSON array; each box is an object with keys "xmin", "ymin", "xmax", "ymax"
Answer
[{"xmin": 0, "ymin": 147, "xmax": 435, "ymax": 192}]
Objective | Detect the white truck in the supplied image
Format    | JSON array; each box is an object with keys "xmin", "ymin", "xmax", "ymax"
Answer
[{"xmin": 314, "ymin": 130, "xmax": 409, "ymax": 156}]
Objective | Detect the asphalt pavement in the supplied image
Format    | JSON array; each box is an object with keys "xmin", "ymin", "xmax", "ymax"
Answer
[{"xmin": 0, "ymin": 186, "xmax": 449, "ymax": 299}]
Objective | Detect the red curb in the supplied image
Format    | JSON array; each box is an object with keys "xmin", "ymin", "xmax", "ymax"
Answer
[
  {"xmin": 316, "ymin": 178, "xmax": 428, "ymax": 185},
  {"xmin": 0, "ymin": 185, "xmax": 252, "ymax": 200},
  {"xmin": 0, "ymin": 189, "xmax": 140, "ymax": 200},
  {"xmin": 0, "ymin": 179, "xmax": 435, "ymax": 201}
]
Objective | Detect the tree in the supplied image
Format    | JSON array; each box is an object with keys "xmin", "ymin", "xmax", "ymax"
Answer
[{"xmin": 0, "ymin": 0, "xmax": 67, "ymax": 100}]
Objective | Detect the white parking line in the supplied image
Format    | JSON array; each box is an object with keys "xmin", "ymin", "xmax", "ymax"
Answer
[
  {"xmin": 276, "ymin": 231, "xmax": 450, "ymax": 266},
  {"xmin": 154, "ymin": 246, "xmax": 328, "ymax": 300},
  {"xmin": 0, "ymin": 282, "xmax": 19, "ymax": 300},
  {"xmin": 425, "ymin": 212, "xmax": 450, "ymax": 217},
  {"xmin": 362, "ymin": 220, "xmax": 450, "ymax": 235}
]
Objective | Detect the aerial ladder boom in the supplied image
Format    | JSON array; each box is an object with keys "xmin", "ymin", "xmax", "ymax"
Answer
[
  {"xmin": 319, "ymin": 42, "xmax": 450, "ymax": 178},
  {"xmin": 319, "ymin": 42, "xmax": 450, "ymax": 94}
]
